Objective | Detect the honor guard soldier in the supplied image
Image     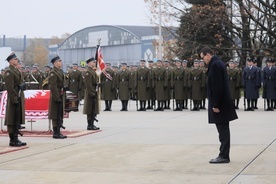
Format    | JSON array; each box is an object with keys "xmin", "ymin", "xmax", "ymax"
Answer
[
  {"xmin": 42, "ymin": 65, "xmax": 51, "ymax": 89},
  {"xmin": 117, "ymin": 63, "xmax": 131, "ymax": 111},
  {"xmin": 83, "ymin": 57, "xmax": 100, "ymax": 130},
  {"xmin": 262, "ymin": 58, "xmax": 276, "ymax": 111},
  {"xmin": 253, "ymin": 59, "xmax": 261, "ymax": 109},
  {"xmin": 171, "ymin": 60, "xmax": 186, "ymax": 111},
  {"xmin": 129, "ymin": 65, "xmax": 137, "ymax": 100},
  {"xmin": 188, "ymin": 59, "xmax": 205, "ymax": 111},
  {"xmin": 48, "ymin": 56, "xmax": 67, "ymax": 139},
  {"xmin": 199, "ymin": 60, "xmax": 207, "ymax": 109},
  {"xmin": 146, "ymin": 60, "xmax": 155, "ymax": 109},
  {"xmin": 227, "ymin": 60, "xmax": 240, "ymax": 107},
  {"xmin": 29, "ymin": 65, "xmax": 43, "ymax": 89},
  {"xmin": 112, "ymin": 66, "xmax": 119, "ymax": 99},
  {"xmin": 4, "ymin": 52, "xmax": 27, "ymax": 146},
  {"xmin": 233, "ymin": 61, "xmax": 242, "ymax": 109},
  {"xmin": 101, "ymin": 63, "xmax": 116, "ymax": 111},
  {"xmin": 182, "ymin": 60, "xmax": 189, "ymax": 109},
  {"xmin": 242, "ymin": 57, "xmax": 261, "ymax": 111},
  {"xmin": 68, "ymin": 63, "xmax": 82, "ymax": 100},
  {"xmin": 164, "ymin": 61, "xmax": 172, "ymax": 109},
  {"xmin": 135, "ymin": 59, "xmax": 150, "ymax": 111},
  {"xmin": 0, "ymin": 69, "xmax": 5, "ymax": 91},
  {"xmin": 153, "ymin": 60, "xmax": 168, "ymax": 111}
]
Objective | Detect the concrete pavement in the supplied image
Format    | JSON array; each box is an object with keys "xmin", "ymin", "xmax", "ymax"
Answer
[{"xmin": 0, "ymin": 98, "xmax": 275, "ymax": 184}]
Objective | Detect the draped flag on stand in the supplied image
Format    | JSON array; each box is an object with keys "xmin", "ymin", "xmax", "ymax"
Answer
[{"xmin": 95, "ymin": 45, "xmax": 113, "ymax": 80}]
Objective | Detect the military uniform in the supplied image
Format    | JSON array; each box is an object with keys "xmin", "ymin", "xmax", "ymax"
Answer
[
  {"xmin": 68, "ymin": 66, "xmax": 82, "ymax": 100},
  {"xmin": 135, "ymin": 61, "xmax": 150, "ymax": 111},
  {"xmin": 182, "ymin": 61, "xmax": 189, "ymax": 109},
  {"xmin": 48, "ymin": 56, "xmax": 67, "ymax": 139},
  {"xmin": 4, "ymin": 53, "xmax": 26, "ymax": 146},
  {"xmin": 28, "ymin": 66, "xmax": 43, "ymax": 89},
  {"xmin": 83, "ymin": 58, "xmax": 100, "ymax": 130},
  {"xmin": 164, "ymin": 62, "xmax": 172, "ymax": 109},
  {"xmin": 242, "ymin": 59, "xmax": 261, "ymax": 111},
  {"xmin": 117, "ymin": 64, "xmax": 131, "ymax": 111},
  {"xmin": 188, "ymin": 61, "xmax": 205, "ymax": 111},
  {"xmin": 227, "ymin": 63, "xmax": 240, "ymax": 104},
  {"xmin": 153, "ymin": 61, "xmax": 168, "ymax": 111},
  {"xmin": 171, "ymin": 62, "xmax": 186, "ymax": 111},
  {"xmin": 147, "ymin": 61, "xmax": 155, "ymax": 109},
  {"xmin": 0, "ymin": 70, "xmax": 5, "ymax": 91},
  {"xmin": 262, "ymin": 59, "xmax": 276, "ymax": 111},
  {"xmin": 101, "ymin": 64, "xmax": 116, "ymax": 111}
]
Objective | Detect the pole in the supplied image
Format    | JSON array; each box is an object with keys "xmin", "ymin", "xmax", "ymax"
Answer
[{"xmin": 158, "ymin": 0, "xmax": 162, "ymax": 60}]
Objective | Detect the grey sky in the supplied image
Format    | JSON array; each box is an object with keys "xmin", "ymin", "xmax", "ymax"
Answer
[{"xmin": 0, "ymin": 0, "xmax": 153, "ymax": 38}]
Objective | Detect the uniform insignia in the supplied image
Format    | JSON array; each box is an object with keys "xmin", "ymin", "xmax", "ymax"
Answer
[
  {"xmin": 5, "ymin": 72, "xmax": 10, "ymax": 76},
  {"xmin": 50, "ymin": 73, "xmax": 54, "ymax": 76}
]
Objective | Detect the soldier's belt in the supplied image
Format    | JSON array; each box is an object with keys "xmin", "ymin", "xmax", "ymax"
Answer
[
  {"xmin": 228, "ymin": 77, "xmax": 236, "ymax": 80},
  {"xmin": 120, "ymin": 79, "xmax": 128, "ymax": 82},
  {"xmin": 174, "ymin": 77, "xmax": 183, "ymax": 80},
  {"xmin": 70, "ymin": 79, "xmax": 75, "ymax": 82},
  {"xmin": 265, "ymin": 77, "xmax": 275, "ymax": 80},
  {"xmin": 190, "ymin": 77, "xmax": 200, "ymax": 81},
  {"xmin": 138, "ymin": 77, "xmax": 147, "ymax": 81},
  {"xmin": 246, "ymin": 76, "xmax": 255, "ymax": 80},
  {"xmin": 155, "ymin": 77, "xmax": 164, "ymax": 81}
]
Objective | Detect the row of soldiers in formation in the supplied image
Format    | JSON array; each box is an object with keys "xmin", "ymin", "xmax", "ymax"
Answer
[{"xmin": 1, "ymin": 57, "xmax": 275, "ymax": 112}]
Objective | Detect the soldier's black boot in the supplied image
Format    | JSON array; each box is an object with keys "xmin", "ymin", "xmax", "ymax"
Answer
[
  {"xmin": 87, "ymin": 120, "xmax": 93, "ymax": 130},
  {"xmin": 138, "ymin": 101, "xmax": 143, "ymax": 111},
  {"xmin": 53, "ymin": 127, "xmax": 67, "ymax": 139},
  {"xmin": 120, "ymin": 100, "xmax": 125, "ymax": 111},
  {"xmin": 10, "ymin": 134, "xmax": 27, "ymax": 147},
  {"xmin": 108, "ymin": 100, "xmax": 112, "ymax": 111},
  {"xmin": 183, "ymin": 100, "xmax": 188, "ymax": 109},
  {"xmin": 253, "ymin": 99, "xmax": 258, "ymax": 109},
  {"xmin": 142, "ymin": 101, "xmax": 146, "ymax": 111},
  {"xmin": 104, "ymin": 101, "xmax": 109, "ymax": 111},
  {"xmin": 235, "ymin": 99, "xmax": 240, "ymax": 109},
  {"xmin": 91, "ymin": 120, "xmax": 100, "ymax": 130}
]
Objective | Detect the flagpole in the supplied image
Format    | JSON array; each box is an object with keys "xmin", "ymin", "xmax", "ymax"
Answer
[
  {"xmin": 158, "ymin": 0, "xmax": 162, "ymax": 60},
  {"xmin": 96, "ymin": 38, "xmax": 102, "ymax": 112}
]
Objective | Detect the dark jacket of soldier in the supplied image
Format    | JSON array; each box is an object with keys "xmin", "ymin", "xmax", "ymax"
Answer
[
  {"xmin": 48, "ymin": 66, "xmax": 65, "ymax": 120},
  {"xmin": 262, "ymin": 66, "xmax": 276, "ymax": 99},
  {"xmin": 242, "ymin": 66, "xmax": 261, "ymax": 99},
  {"xmin": 135, "ymin": 66, "xmax": 150, "ymax": 101},
  {"xmin": 68, "ymin": 69, "xmax": 82, "ymax": 96},
  {"xmin": 227, "ymin": 67, "xmax": 240, "ymax": 99},
  {"xmin": 101, "ymin": 68, "xmax": 116, "ymax": 100},
  {"xmin": 153, "ymin": 67, "xmax": 168, "ymax": 101},
  {"xmin": 117, "ymin": 69, "xmax": 131, "ymax": 100},
  {"xmin": 207, "ymin": 56, "xmax": 238, "ymax": 124},
  {"xmin": 4, "ymin": 65, "xmax": 25, "ymax": 126},
  {"xmin": 188, "ymin": 67, "xmax": 205, "ymax": 101},
  {"xmin": 171, "ymin": 66, "xmax": 186, "ymax": 100},
  {"xmin": 83, "ymin": 66, "xmax": 100, "ymax": 115}
]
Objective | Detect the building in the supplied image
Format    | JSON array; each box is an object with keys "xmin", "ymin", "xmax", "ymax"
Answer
[{"xmin": 57, "ymin": 25, "xmax": 173, "ymax": 69}]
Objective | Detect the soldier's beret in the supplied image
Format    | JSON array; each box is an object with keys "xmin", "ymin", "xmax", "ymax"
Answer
[
  {"xmin": 51, "ymin": 56, "xmax": 62, "ymax": 63},
  {"xmin": 6, "ymin": 52, "xmax": 17, "ymax": 62},
  {"xmin": 148, "ymin": 60, "xmax": 153, "ymax": 63},
  {"xmin": 140, "ymin": 59, "xmax": 146, "ymax": 62},
  {"xmin": 86, "ymin": 57, "xmax": 95, "ymax": 64},
  {"xmin": 72, "ymin": 62, "xmax": 78, "ymax": 66},
  {"xmin": 246, "ymin": 57, "xmax": 253, "ymax": 61}
]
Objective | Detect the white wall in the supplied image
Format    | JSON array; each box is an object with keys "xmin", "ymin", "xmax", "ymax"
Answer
[{"xmin": 0, "ymin": 47, "xmax": 11, "ymax": 70}]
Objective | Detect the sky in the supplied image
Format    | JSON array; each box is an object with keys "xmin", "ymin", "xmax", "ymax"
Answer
[{"xmin": 0, "ymin": 0, "xmax": 156, "ymax": 38}]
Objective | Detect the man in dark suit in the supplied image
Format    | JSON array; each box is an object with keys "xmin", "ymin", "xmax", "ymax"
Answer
[{"xmin": 199, "ymin": 47, "xmax": 238, "ymax": 164}]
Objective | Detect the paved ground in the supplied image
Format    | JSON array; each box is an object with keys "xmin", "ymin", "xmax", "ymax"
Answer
[{"xmin": 0, "ymin": 98, "xmax": 275, "ymax": 184}]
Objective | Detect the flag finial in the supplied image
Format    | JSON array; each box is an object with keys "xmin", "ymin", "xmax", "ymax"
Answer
[{"xmin": 97, "ymin": 38, "xmax": 101, "ymax": 45}]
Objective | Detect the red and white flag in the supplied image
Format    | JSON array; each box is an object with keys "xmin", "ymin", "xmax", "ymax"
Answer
[{"xmin": 95, "ymin": 45, "xmax": 113, "ymax": 80}]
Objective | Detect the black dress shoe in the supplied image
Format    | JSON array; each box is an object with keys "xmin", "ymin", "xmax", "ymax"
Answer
[{"xmin": 209, "ymin": 157, "xmax": 230, "ymax": 164}]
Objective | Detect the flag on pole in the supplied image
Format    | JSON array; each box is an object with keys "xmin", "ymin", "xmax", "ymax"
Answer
[{"xmin": 95, "ymin": 45, "xmax": 113, "ymax": 80}]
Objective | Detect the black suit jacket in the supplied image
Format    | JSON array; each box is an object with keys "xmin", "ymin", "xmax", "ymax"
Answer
[{"xmin": 207, "ymin": 56, "xmax": 238, "ymax": 124}]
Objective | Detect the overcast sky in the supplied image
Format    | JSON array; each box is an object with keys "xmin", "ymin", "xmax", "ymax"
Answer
[{"xmin": 0, "ymin": 0, "xmax": 158, "ymax": 38}]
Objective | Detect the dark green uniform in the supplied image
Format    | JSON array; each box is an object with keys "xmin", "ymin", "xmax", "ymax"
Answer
[
  {"xmin": 227, "ymin": 67, "xmax": 239, "ymax": 103},
  {"xmin": 83, "ymin": 65, "xmax": 100, "ymax": 130},
  {"xmin": 48, "ymin": 66, "xmax": 67, "ymax": 139},
  {"xmin": 188, "ymin": 66, "xmax": 205, "ymax": 110},
  {"xmin": 171, "ymin": 66, "xmax": 186, "ymax": 111},
  {"xmin": 117, "ymin": 68, "xmax": 131, "ymax": 111},
  {"xmin": 153, "ymin": 66, "xmax": 168, "ymax": 111},
  {"xmin": 101, "ymin": 67, "xmax": 116, "ymax": 111},
  {"xmin": 135, "ymin": 66, "xmax": 150, "ymax": 110},
  {"xmin": 0, "ymin": 72, "xmax": 5, "ymax": 91},
  {"xmin": 4, "ymin": 64, "xmax": 26, "ymax": 146},
  {"xmin": 68, "ymin": 69, "xmax": 82, "ymax": 99}
]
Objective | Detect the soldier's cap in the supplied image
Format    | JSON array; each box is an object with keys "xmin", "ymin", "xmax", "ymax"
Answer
[
  {"xmin": 86, "ymin": 57, "xmax": 96, "ymax": 64},
  {"xmin": 228, "ymin": 59, "xmax": 234, "ymax": 64},
  {"xmin": 140, "ymin": 59, "xmax": 146, "ymax": 62},
  {"xmin": 182, "ymin": 60, "xmax": 188, "ymax": 63},
  {"xmin": 266, "ymin": 58, "xmax": 274, "ymax": 63},
  {"xmin": 175, "ymin": 60, "xmax": 182, "ymax": 63},
  {"xmin": 253, "ymin": 58, "xmax": 257, "ymax": 63},
  {"xmin": 121, "ymin": 62, "xmax": 127, "ymax": 66},
  {"xmin": 148, "ymin": 60, "xmax": 153, "ymax": 63},
  {"xmin": 105, "ymin": 63, "xmax": 111, "ymax": 66},
  {"xmin": 199, "ymin": 60, "xmax": 204, "ymax": 63},
  {"xmin": 32, "ymin": 65, "xmax": 38, "ymax": 69},
  {"xmin": 246, "ymin": 57, "xmax": 253, "ymax": 61},
  {"xmin": 51, "ymin": 55, "xmax": 62, "ymax": 63},
  {"xmin": 21, "ymin": 66, "xmax": 25, "ymax": 69},
  {"xmin": 164, "ymin": 60, "xmax": 169, "ymax": 63},
  {"xmin": 193, "ymin": 59, "xmax": 199, "ymax": 63},
  {"xmin": 6, "ymin": 52, "xmax": 17, "ymax": 62},
  {"xmin": 1, "ymin": 69, "xmax": 5, "ymax": 71},
  {"xmin": 112, "ymin": 66, "xmax": 118, "ymax": 68},
  {"xmin": 44, "ymin": 65, "xmax": 51, "ymax": 68},
  {"xmin": 156, "ymin": 60, "xmax": 162, "ymax": 62},
  {"xmin": 72, "ymin": 62, "xmax": 78, "ymax": 66}
]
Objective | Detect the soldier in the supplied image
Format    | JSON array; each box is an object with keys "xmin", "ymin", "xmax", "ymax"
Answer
[
  {"xmin": 188, "ymin": 59, "xmax": 205, "ymax": 111},
  {"xmin": 0, "ymin": 69, "xmax": 5, "ymax": 91},
  {"xmin": 83, "ymin": 57, "xmax": 100, "ymax": 130},
  {"xmin": 68, "ymin": 63, "xmax": 82, "ymax": 100},
  {"xmin": 233, "ymin": 61, "xmax": 242, "ymax": 109},
  {"xmin": 164, "ymin": 61, "xmax": 172, "ymax": 109},
  {"xmin": 262, "ymin": 58, "xmax": 276, "ymax": 111},
  {"xmin": 112, "ymin": 66, "xmax": 119, "ymax": 100},
  {"xmin": 48, "ymin": 56, "xmax": 67, "ymax": 139},
  {"xmin": 242, "ymin": 57, "xmax": 261, "ymax": 111},
  {"xmin": 199, "ymin": 60, "xmax": 207, "ymax": 109},
  {"xmin": 117, "ymin": 63, "xmax": 131, "ymax": 111},
  {"xmin": 253, "ymin": 59, "xmax": 261, "ymax": 109},
  {"xmin": 135, "ymin": 59, "xmax": 150, "ymax": 111},
  {"xmin": 171, "ymin": 60, "xmax": 186, "ymax": 111},
  {"xmin": 153, "ymin": 60, "xmax": 167, "ymax": 111},
  {"xmin": 146, "ymin": 60, "xmax": 155, "ymax": 109},
  {"xmin": 4, "ymin": 52, "xmax": 27, "ymax": 146},
  {"xmin": 42, "ymin": 65, "xmax": 51, "ymax": 89},
  {"xmin": 28, "ymin": 65, "xmax": 42, "ymax": 89},
  {"xmin": 227, "ymin": 60, "xmax": 240, "ymax": 107},
  {"xmin": 101, "ymin": 63, "xmax": 116, "ymax": 111},
  {"xmin": 182, "ymin": 60, "xmax": 189, "ymax": 109},
  {"xmin": 129, "ymin": 65, "xmax": 137, "ymax": 101},
  {"xmin": 79, "ymin": 66, "xmax": 86, "ymax": 102}
]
